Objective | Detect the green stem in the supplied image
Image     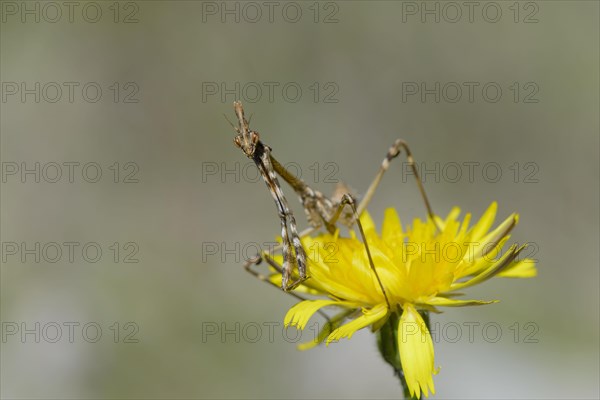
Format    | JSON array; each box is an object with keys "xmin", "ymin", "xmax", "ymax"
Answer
[{"xmin": 376, "ymin": 310, "xmax": 430, "ymax": 400}]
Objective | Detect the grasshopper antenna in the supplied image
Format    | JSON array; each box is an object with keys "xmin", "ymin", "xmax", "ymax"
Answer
[{"xmin": 223, "ymin": 114, "xmax": 239, "ymax": 133}]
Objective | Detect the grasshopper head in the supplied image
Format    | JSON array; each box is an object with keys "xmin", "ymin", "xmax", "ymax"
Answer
[{"xmin": 232, "ymin": 101, "xmax": 260, "ymax": 158}]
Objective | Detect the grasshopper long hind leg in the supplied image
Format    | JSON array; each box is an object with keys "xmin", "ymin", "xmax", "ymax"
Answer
[
  {"xmin": 327, "ymin": 194, "xmax": 392, "ymax": 310},
  {"xmin": 357, "ymin": 139, "xmax": 441, "ymax": 232}
]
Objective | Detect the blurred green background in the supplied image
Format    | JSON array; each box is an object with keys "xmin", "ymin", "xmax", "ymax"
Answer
[{"xmin": 1, "ymin": 1, "xmax": 598, "ymax": 398}]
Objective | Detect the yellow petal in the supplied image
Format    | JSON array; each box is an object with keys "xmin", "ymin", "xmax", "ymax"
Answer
[
  {"xmin": 468, "ymin": 214, "xmax": 518, "ymax": 261},
  {"xmin": 457, "ymin": 212, "xmax": 472, "ymax": 239},
  {"xmin": 444, "ymin": 207, "xmax": 461, "ymax": 226},
  {"xmin": 359, "ymin": 210, "xmax": 376, "ymax": 234},
  {"xmin": 268, "ymin": 274, "xmax": 282, "ymax": 287},
  {"xmin": 457, "ymin": 235, "xmax": 510, "ymax": 278},
  {"xmin": 297, "ymin": 309, "xmax": 355, "ymax": 351},
  {"xmin": 398, "ymin": 304, "xmax": 436, "ymax": 398},
  {"xmin": 468, "ymin": 202, "xmax": 497, "ymax": 242},
  {"xmin": 498, "ymin": 258, "xmax": 537, "ymax": 278},
  {"xmin": 452, "ymin": 244, "xmax": 526, "ymax": 291},
  {"xmin": 326, "ymin": 303, "xmax": 389, "ymax": 343},
  {"xmin": 426, "ymin": 297, "xmax": 498, "ymax": 307},
  {"xmin": 382, "ymin": 207, "xmax": 404, "ymax": 246},
  {"xmin": 284, "ymin": 300, "xmax": 356, "ymax": 330}
]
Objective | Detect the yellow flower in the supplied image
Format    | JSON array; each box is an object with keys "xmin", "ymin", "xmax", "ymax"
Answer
[{"xmin": 276, "ymin": 202, "xmax": 536, "ymax": 398}]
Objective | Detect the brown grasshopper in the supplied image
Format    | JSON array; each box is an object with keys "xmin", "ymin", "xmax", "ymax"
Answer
[{"xmin": 228, "ymin": 101, "xmax": 438, "ymax": 307}]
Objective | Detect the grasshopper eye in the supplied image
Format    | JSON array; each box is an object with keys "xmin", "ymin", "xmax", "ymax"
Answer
[
  {"xmin": 250, "ymin": 131, "xmax": 260, "ymax": 145},
  {"xmin": 233, "ymin": 136, "xmax": 242, "ymax": 148}
]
